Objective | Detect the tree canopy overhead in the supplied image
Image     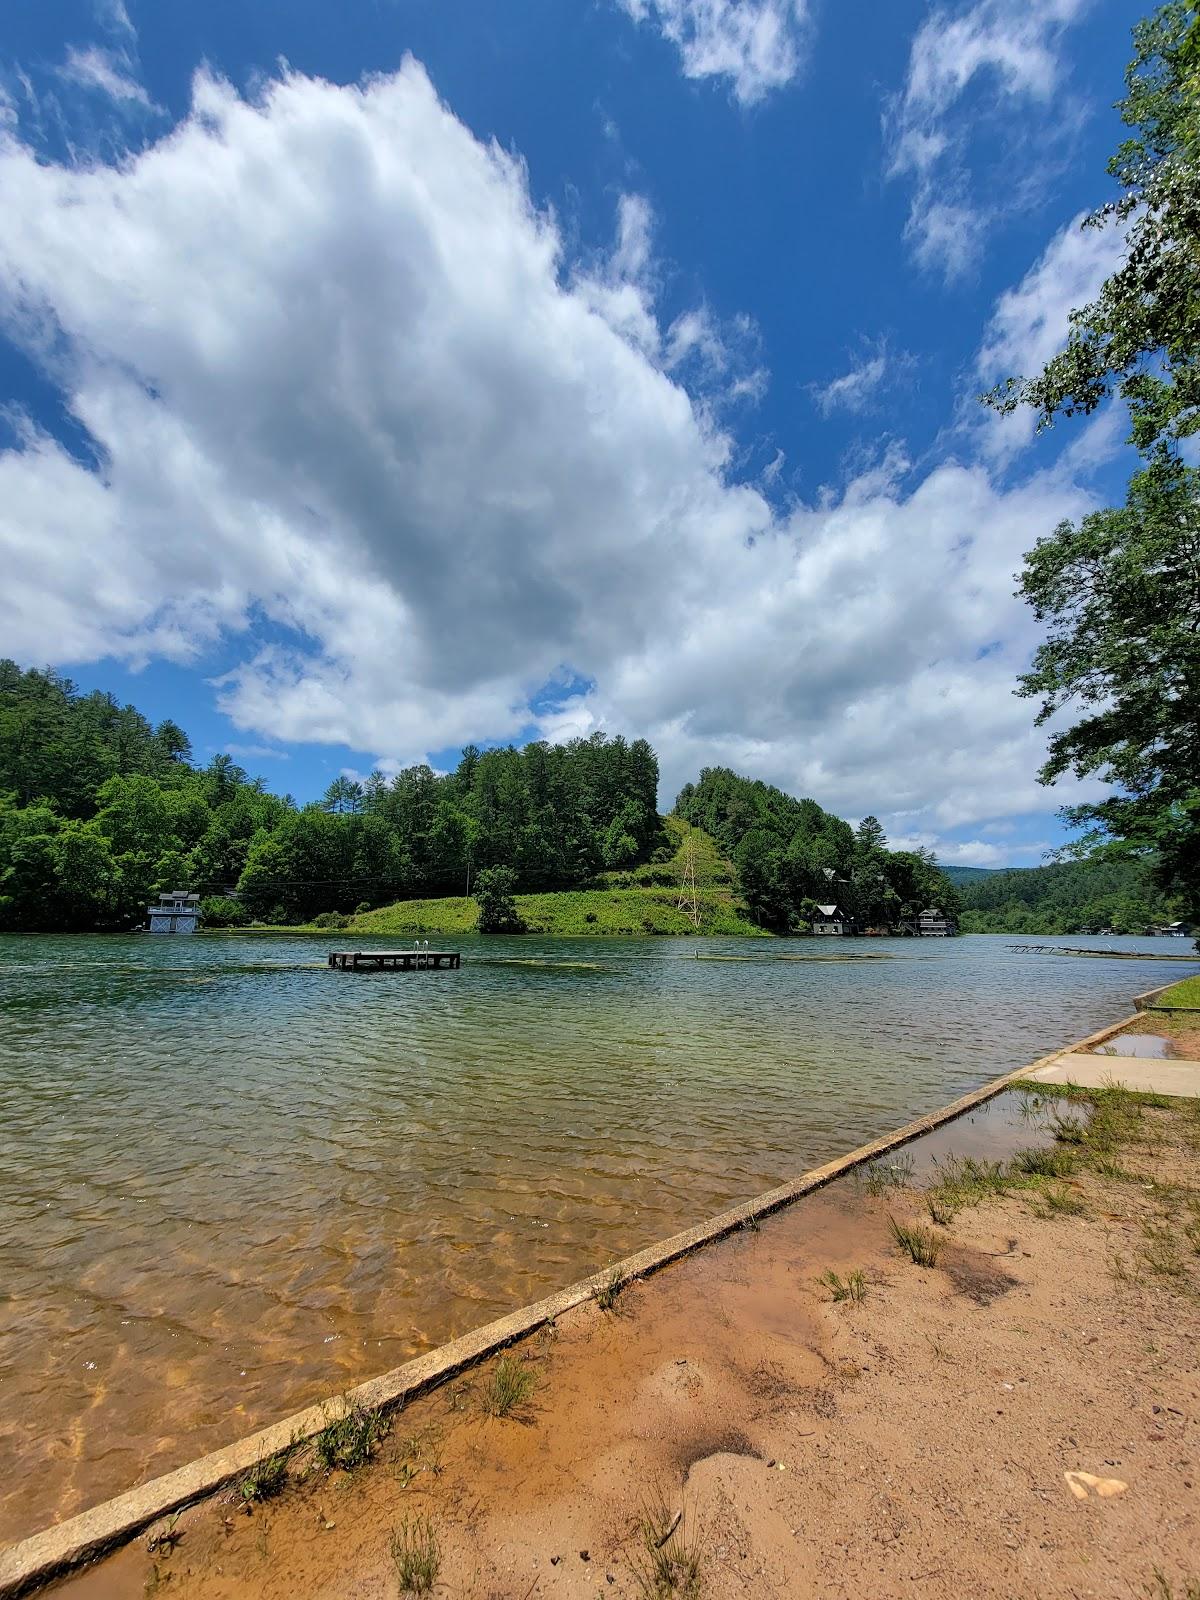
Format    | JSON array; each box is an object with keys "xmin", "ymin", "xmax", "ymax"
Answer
[
  {"xmin": 984, "ymin": 2, "xmax": 1200, "ymax": 456},
  {"xmin": 984, "ymin": 1, "xmax": 1200, "ymax": 936}
]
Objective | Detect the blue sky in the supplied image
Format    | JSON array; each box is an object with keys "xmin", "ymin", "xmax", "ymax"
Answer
[{"xmin": 1, "ymin": 0, "xmax": 1142, "ymax": 863}]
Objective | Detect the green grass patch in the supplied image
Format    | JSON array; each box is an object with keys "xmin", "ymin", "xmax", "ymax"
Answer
[
  {"xmin": 1154, "ymin": 975, "xmax": 1200, "ymax": 1009},
  {"xmin": 818, "ymin": 1268, "xmax": 867, "ymax": 1302},
  {"xmin": 1011, "ymin": 1144, "xmax": 1079, "ymax": 1178},
  {"xmin": 481, "ymin": 1353, "xmax": 537, "ymax": 1419},
  {"xmin": 236, "ymin": 1446, "xmax": 292, "ymax": 1503},
  {"xmin": 889, "ymin": 1216, "xmax": 943, "ymax": 1267},
  {"xmin": 313, "ymin": 1404, "xmax": 389, "ymax": 1472},
  {"xmin": 923, "ymin": 1155, "xmax": 1010, "ymax": 1221},
  {"xmin": 390, "ymin": 1517, "xmax": 440, "ymax": 1595},
  {"xmin": 347, "ymin": 885, "xmax": 765, "ymax": 938}
]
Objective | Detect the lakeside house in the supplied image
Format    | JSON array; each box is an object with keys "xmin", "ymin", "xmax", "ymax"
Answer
[
  {"xmin": 916, "ymin": 906, "xmax": 955, "ymax": 937},
  {"xmin": 812, "ymin": 903, "xmax": 854, "ymax": 936},
  {"xmin": 1150, "ymin": 920, "xmax": 1191, "ymax": 938},
  {"xmin": 147, "ymin": 889, "xmax": 201, "ymax": 934}
]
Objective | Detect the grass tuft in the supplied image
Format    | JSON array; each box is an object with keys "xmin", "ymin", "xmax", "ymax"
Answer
[
  {"xmin": 818, "ymin": 1268, "xmax": 867, "ymax": 1303},
  {"xmin": 1036, "ymin": 1184, "xmax": 1086, "ymax": 1218},
  {"xmin": 889, "ymin": 1216, "xmax": 943, "ymax": 1267},
  {"xmin": 1049, "ymin": 1107, "xmax": 1088, "ymax": 1145},
  {"xmin": 924, "ymin": 1154, "xmax": 1010, "ymax": 1221},
  {"xmin": 313, "ymin": 1404, "xmax": 389, "ymax": 1472},
  {"xmin": 481, "ymin": 1353, "xmax": 537, "ymax": 1419},
  {"xmin": 596, "ymin": 1267, "xmax": 624, "ymax": 1312},
  {"xmin": 633, "ymin": 1489, "xmax": 704, "ymax": 1599},
  {"xmin": 1148, "ymin": 1563, "xmax": 1200, "ymax": 1599},
  {"xmin": 1139, "ymin": 1220, "xmax": 1186, "ymax": 1279},
  {"xmin": 861, "ymin": 1153, "xmax": 915, "ymax": 1196},
  {"xmin": 390, "ymin": 1516, "xmax": 440, "ymax": 1595},
  {"xmin": 236, "ymin": 1446, "xmax": 292, "ymax": 1504},
  {"xmin": 1011, "ymin": 1145, "xmax": 1077, "ymax": 1179}
]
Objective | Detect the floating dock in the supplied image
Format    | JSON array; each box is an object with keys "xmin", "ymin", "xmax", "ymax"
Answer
[
  {"xmin": 328, "ymin": 949, "xmax": 461, "ymax": 972},
  {"xmin": 1006, "ymin": 944, "xmax": 1198, "ymax": 961}
]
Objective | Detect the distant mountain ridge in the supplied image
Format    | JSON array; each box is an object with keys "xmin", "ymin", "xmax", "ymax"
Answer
[
  {"xmin": 951, "ymin": 855, "xmax": 1179, "ymax": 935},
  {"xmin": 939, "ymin": 864, "xmax": 999, "ymax": 883}
]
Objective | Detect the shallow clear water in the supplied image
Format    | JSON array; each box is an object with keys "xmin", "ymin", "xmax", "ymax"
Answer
[{"xmin": 0, "ymin": 930, "xmax": 1194, "ymax": 1542}]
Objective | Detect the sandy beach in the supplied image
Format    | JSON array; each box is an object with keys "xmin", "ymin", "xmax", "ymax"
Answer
[{"xmin": 51, "ymin": 1042, "xmax": 1200, "ymax": 1600}]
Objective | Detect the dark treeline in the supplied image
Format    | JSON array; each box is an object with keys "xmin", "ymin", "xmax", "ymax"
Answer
[
  {"xmin": 955, "ymin": 857, "xmax": 1180, "ymax": 935},
  {"xmin": 674, "ymin": 767, "xmax": 959, "ymax": 931},
  {"xmin": 0, "ymin": 662, "xmax": 663, "ymax": 929}
]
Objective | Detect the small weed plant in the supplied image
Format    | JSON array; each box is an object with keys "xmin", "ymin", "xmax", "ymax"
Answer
[
  {"xmin": 633, "ymin": 1490, "xmax": 704, "ymax": 1599},
  {"xmin": 889, "ymin": 1216, "xmax": 943, "ymax": 1267},
  {"xmin": 818, "ymin": 1268, "xmax": 867, "ymax": 1303},
  {"xmin": 390, "ymin": 1516, "xmax": 440, "ymax": 1595},
  {"xmin": 862, "ymin": 1154, "xmax": 915, "ymax": 1196},
  {"xmin": 237, "ymin": 1447, "xmax": 291, "ymax": 1503},
  {"xmin": 596, "ymin": 1267, "xmax": 624, "ymax": 1312},
  {"xmin": 482, "ymin": 1353, "xmax": 537, "ymax": 1419},
  {"xmin": 314, "ymin": 1404, "xmax": 389, "ymax": 1472}
]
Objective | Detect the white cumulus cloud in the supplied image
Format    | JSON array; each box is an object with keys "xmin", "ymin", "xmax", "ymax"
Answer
[
  {"xmin": 974, "ymin": 209, "xmax": 1128, "ymax": 459},
  {"xmin": 0, "ymin": 60, "xmax": 1108, "ymax": 858}
]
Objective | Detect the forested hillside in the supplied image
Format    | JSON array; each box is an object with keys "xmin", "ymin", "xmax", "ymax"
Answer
[
  {"xmin": 674, "ymin": 768, "xmax": 959, "ymax": 931},
  {"xmin": 1, "ymin": 664, "xmax": 965, "ymax": 936},
  {"xmin": 0, "ymin": 662, "xmax": 663, "ymax": 930},
  {"xmin": 955, "ymin": 857, "xmax": 1179, "ymax": 934}
]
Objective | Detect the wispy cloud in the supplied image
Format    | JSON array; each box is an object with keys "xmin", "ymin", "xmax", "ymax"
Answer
[
  {"xmin": 886, "ymin": 0, "xmax": 1091, "ymax": 281},
  {"xmin": 60, "ymin": 45, "xmax": 162, "ymax": 115},
  {"xmin": 617, "ymin": 0, "xmax": 810, "ymax": 104},
  {"xmin": 811, "ymin": 339, "xmax": 915, "ymax": 417},
  {"xmin": 93, "ymin": 0, "xmax": 136, "ymax": 40}
]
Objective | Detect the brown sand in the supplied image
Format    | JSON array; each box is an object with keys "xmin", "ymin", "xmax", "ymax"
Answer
[{"xmin": 54, "ymin": 1093, "xmax": 1200, "ymax": 1600}]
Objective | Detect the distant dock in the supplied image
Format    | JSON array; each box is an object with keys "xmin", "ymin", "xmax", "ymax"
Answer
[
  {"xmin": 1006, "ymin": 943, "xmax": 1198, "ymax": 961},
  {"xmin": 328, "ymin": 949, "xmax": 461, "ymax": 972}
]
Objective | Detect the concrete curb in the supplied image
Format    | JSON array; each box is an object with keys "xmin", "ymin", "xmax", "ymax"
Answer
[
  {"xmin": 0, "ymin": 1012, "xmax": 1140, "ymax": 1598},
  {"xmin": 1134, "ymin": 982, "xmax": 1176, "ymax": 1010}
]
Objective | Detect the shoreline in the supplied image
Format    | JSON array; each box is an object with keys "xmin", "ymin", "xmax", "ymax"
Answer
[{"xmin": 0, "ymin": 1007, "xmax": 1152, "ymax": 1599}]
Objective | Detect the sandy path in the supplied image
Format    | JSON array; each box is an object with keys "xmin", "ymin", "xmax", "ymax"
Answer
[{"xmin": 56, "ymin": 1089, "xmax": 1200, "ymax": 1600}]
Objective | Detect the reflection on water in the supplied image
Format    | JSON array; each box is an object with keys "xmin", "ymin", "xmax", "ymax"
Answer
[
  {"xmin": 1090, "ymin": 1032, "xmax": 1180, "ymax": 1059},
  {"xmin": 0, "ymin": 931, "xmax": 1194, "ymax": 1543}
]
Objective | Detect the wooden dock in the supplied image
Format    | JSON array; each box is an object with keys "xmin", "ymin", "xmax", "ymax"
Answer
[
  {"xmin": 328, "ymin": 949, "xmax": 461, "ymax": 972},
  {"xmin": 1006, "ymin": 944, "xmax": 1198, "ymax": 961}
]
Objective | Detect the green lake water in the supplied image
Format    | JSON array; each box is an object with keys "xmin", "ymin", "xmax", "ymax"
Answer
[{"xmin": 0, "ymin": 930, "xmax": 1195, "ymax": 1542}]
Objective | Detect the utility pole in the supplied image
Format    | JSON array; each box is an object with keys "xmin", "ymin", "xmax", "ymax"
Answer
[{"xmin": 677, "ymin": 840, "xmax": 700, "ymax": 929}]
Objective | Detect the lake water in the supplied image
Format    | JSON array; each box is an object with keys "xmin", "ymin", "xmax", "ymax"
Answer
[{"xmin": 0, "ymin": 930, "xmax": 1195, "ymax": 1544}]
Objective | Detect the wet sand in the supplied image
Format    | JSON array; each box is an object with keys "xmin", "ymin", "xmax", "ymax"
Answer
[{"xmin": 55, "ymin": 1088, "xmax": 1200, "ymax": 1600}]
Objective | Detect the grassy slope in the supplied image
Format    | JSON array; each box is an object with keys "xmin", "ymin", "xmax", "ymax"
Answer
[
  {"xmin": 350, "ymin": 818, "xmax": 767, "ymax": 937},
  {"xmin": 1157, "ymin": 975, "xmax": 1200, "ymax": 1008}
]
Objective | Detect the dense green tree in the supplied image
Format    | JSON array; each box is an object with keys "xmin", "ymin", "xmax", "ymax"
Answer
[
  {"xmin": 1015, "ymin": 457, "xmax": 1199, "ymax": 925},
  {"xmin": 677, "ymin": 768, "xmax": 958, "ymax": 932},
  {"xmin": 955, "ymin": 855, "xmax": 1178, "ymax": 933},
  {"xmin": 322, "ymin": 775, "xmax": 364, "ymax": 814},
  {"xmin": 985, "ymin": 2, "xmax": 1200, "ymax": 455},
  {"xmin": 473, "ymin": 865, "xmax": 525, "ymax": 933},
  {"xmin": 982, "ymin": 4, "xmax": 1200, "ymax": 934}
]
